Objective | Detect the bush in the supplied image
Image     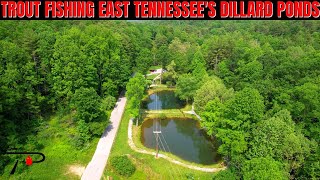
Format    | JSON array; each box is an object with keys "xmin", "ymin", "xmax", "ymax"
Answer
[
  {"xmin": 166, "ymin": 80, "xmax": 174, "ymax": 87},
  {"xmin": 71, "ymin": 87, "xmax": 103, "ymax": 122},
  {"xmin": 89, "ymin": 121, "xmax": 109, "ymax": 137},
  {"xmin": 100, "ymin": 95, "xmax": 116, "ymax": 111},
  {"xmin": 212, "ymin": 169, "xmax": 238, "ymax": 180},
  {"xmin": 0, "ymin": 155, "xmax": 10, "ymax": 175},
  {"xmin": 159, "ymin": 113, "xmax": 167, "ymax": 120},
  {"xmin": 146, "ymin": 80, "xmax": 153, "ymax": 87},
  {"xmin": 75, "ymin": 120, "xmax": 90, "ymax": 148},
  {"xmin": 110, "ymin": 155, "xmax": 136, "ymax": 177},
  {"xmin": 25, "ymin": 135, "xmax": 44, "ymax": 151}
]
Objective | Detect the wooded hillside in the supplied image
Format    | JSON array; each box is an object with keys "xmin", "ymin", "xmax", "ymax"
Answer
[{"xmin": 0, "ymin": 21, "xmax": 319, "ymax": 179}]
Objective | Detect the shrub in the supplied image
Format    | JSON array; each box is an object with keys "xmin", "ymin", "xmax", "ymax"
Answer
[
  {"xmin": 89, "ymin": 121, "xmax": 109, "ymax": 137},
  {"xmin": 110, "ymin": 155, "xmax": 136, "ymax": 177},
  {"xmin": 75, "ymin": 119, "xmax": 90, "ymax": 148},
  {"xmin": 25, "ymin": 135, "xmax": 44, "ymax": 150},
  {"xmin": 166, "ymin": 80, "xmax": 174, "ymax": 87},
  {"xmin": 146, "ymin": 80, "xmax": 153, "ymax": 87},
  {"xmin": 212, "ymin": 168, "xmax": 238, "ymax": 180},
  {"xmin": 159, "ymin": 113, "xmax": 167, "ymax": 120},
  {"xmin": 71, "ymin": 87, "xmax": 103, "ymax": 122},
  {"xmin": 100, "ymin": 95, "xmax": 116, "ymax": 111},
  {"xmin": 0, "ymin": 155, "xmax": 10, "ymax": 175}
]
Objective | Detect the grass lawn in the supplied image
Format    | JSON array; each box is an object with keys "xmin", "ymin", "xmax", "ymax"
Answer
[
  {"xmin": 147, "ymin": 86, "xmax": 175, "ymax": 95},
  {"xmin": 141, "ymin": 108, "xmax": 193, "ymax": 120},
  {"xmin": 0, "ymin": 113, "xmax": 108, "ymax": 180},
  {"xmin": 104, "ymin": 107, "xmax": 221, "ymax": 180},
  {"xmin": 146, "ymin": 74, "xmax": 158, "ymax": 81}
]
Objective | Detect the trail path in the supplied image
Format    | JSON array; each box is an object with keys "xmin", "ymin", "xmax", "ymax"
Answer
[
  {"xmin": 184, "ymin": 105, "xmax": 202, "ymax": 120},
  {"xmin": 81, "ymin": 95, "xmax": 127, "ymax": 180}
]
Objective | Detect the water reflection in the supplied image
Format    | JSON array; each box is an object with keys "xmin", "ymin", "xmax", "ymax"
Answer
[
  {"xmin": 143, "ymin": 91, "xmax": 186, "ymax": 110},
  {"xmin": 141, "ymin": 118, "xmax": 221, "ymax": 165}
]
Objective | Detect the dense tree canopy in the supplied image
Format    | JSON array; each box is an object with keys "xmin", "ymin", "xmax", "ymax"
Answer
[
  {"xmin": 194, "ymin": 76, "xmax": 233, "ymax": 112},
  {"xmin": 175, "ymin": 73, "xmax": 198, "ymax": 103},
  {"xmin": 242, "ymin": 157, "xmax": 288, "ymax": 180},
  {"xmin": 249, "ymin": 110, "xmax": 312, "ymax": 174},
  {"xmin": 1, "ymin": 20, "xmax": 320, "ymax": 179},
  {"xmin": 126, "ymin": 73, "xmax": 146, "ymax": 118},
  {"xmin": 71, "ymin": 87, "xmax": 103, "ymax": 123},
  {"xmin": 162, "ymin": 60, "xmax": 177, "ymax": 86}
]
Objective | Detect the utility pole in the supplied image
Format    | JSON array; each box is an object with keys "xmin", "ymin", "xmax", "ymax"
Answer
[
  {"xmin": 153, "ymin": 92, "xmax": 161, "ymax": 158},
  {"xmin": 160, "ymin": 68, "xmax": 162, "ymax": 85},
  {"xmin": 153, "ymin": 119, "xmax": 161, "ymax": 158}
]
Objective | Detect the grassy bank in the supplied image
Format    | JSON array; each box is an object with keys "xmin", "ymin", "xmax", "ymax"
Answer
[
  {"xmin": 142, "ymin": 86, "xmax": 193, "ymax": 119},
  {"xmin": 0, "ymin": 113, "xmax": 108, "ymax": 180},
  {"xmin": 146, "ymin": 86, "xmax": 175, "ymax": 95},
  {"xmin": 104, "ymin": 108, "xmax": 217, "ymax": 179},
  {"xmin": 132, "ymin": 118, "xmax": 223, "ymax": 169},
  {"xmin": 104, "ymin": 86, "xmax": 222, "ymax": 179}
]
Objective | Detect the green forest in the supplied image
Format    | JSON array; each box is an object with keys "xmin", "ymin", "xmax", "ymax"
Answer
[{"xmin": 0, "ymin": 21, "xmax": 320, "ymax": 179}]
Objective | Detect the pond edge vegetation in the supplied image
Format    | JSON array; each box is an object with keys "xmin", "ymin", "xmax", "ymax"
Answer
[
  {"xmin": 129, "ymin": 83, "xmax": 225, "ymax": 169},
  {"xmin": 128, "ymin": 118, "xmax": 226, "ymax": 172}
]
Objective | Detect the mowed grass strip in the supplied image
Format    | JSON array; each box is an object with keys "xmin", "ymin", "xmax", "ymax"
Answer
[{"xmin": 104, "ymin": 107, "xmax": 216, "ymax": 179}]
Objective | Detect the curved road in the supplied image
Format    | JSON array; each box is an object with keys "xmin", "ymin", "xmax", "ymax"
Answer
[{"xmin": 81, "ymin": 95, "xmax": 127, "ymax": 180}]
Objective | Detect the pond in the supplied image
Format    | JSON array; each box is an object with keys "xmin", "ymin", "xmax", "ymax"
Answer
[
  {"xmin": 143, "ymin": 91, "xmax": 186, "ymax": 110},
  {"xmin": 141, "ymin": 118, "xmax": 221, "ymax": 165}
]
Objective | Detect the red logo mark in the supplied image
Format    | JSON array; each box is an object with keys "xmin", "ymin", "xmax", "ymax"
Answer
[{"xmin": 26, "ymin": 155, "xmax": 33, "ymax": 166}]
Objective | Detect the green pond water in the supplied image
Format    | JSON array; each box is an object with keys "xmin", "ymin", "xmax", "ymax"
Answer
[
  {"xmin": 142, "ymin": 91, "xmax": 186, "ymax": 110},
  {"xmin": 141, "ymin": 118, "xmax": 221, "ymax": 165}
]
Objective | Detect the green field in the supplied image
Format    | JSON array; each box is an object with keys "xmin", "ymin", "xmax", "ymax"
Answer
[{"xmin": 1, "ymin": 113, "xmax": 108, "ymax": 180}]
